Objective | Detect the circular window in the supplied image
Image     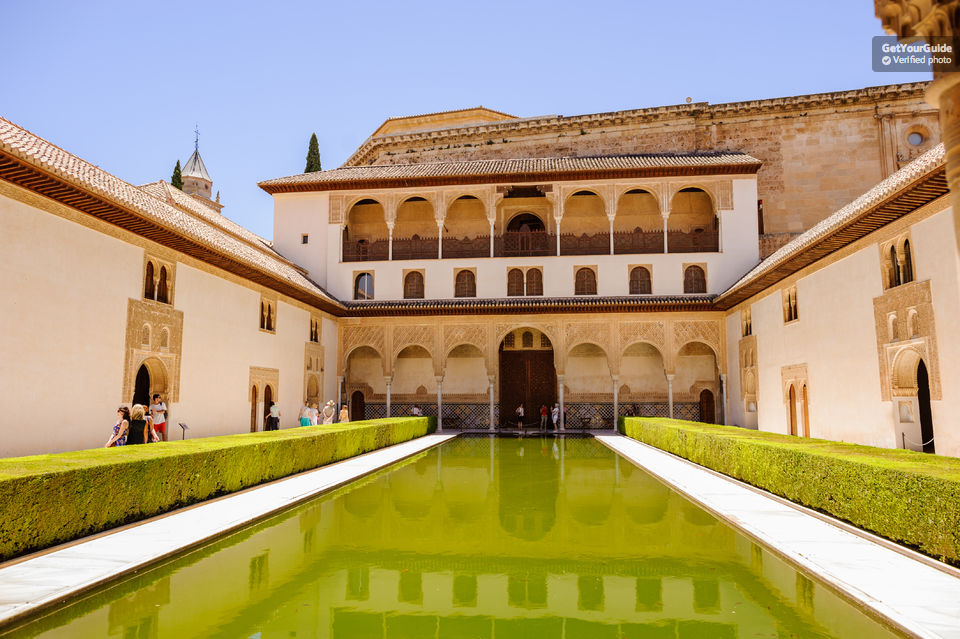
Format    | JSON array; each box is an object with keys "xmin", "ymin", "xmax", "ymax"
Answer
[{"xmin": 908, "ymin": 132, "xmax": 924, "ymax": 146}]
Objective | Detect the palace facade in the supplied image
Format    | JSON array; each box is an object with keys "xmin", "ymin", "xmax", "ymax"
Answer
[{"xmin": 1, "ymin": 81, "xmax": 958, "ymax": 457}]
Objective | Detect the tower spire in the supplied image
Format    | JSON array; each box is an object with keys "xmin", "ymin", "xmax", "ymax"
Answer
[{"xmin": 194, "ymin": 124, "xmax": 199, "ymax": 152}]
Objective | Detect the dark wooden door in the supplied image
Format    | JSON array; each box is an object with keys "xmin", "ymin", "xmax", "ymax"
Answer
[
  {"xmin": 499, "ymin": 350, "xmax": 556, "ymax": 427},
  {"xmin": 699, "ymin": 389, "xmax": 715, "ymax": 424},
  {"xmin": 351, "ymin": 391, "xmax": 365, "ymax": 422}
]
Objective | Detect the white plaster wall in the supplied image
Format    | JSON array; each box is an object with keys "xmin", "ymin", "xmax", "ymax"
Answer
[
  {"xmin": 273, "ymin": 192, "xmax": 330, "ymax": 286},
  {"xmin": 0, "ymin": 193, "xmax": 141, "ymax": 456},
  {"xmin": 321, "ymin": 316, "xmax": 339, "ymax": 402},
  {"xmin": 443, "ymin": 356, "xmax": 488, "ymax": 394},
  {"xmin": 724, "ymin": 311, "xmax": 747, "ymax": 426},
  {"xmin": 566, "ymin": 355, "xmax": 613, "ymax": 393}
]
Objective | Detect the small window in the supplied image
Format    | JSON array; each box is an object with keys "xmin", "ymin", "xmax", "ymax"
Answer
[
  {"xmin": 525, "ymin": 268, "xmax": 543, "ymax": 296},
  {"xmin": 629, "ymin": 266, "xmax": 651, "ymax": 295},
  {"xmin": 683, "ymin": 266, "xmax": 706, "ymax": 294},
  {"xmin": 266, "ymin": 303, "xmax": 274, "ymax": 331},
  {"xmin": 522, "ymin": 331, "xmax": 534, "ymax": 348},
  {"xmin": 903, "ymin": 240, "xmax": 914, "ymax": 283},
  {"xmin": 455, "ymin": 270, "xmax": 476, "ymax": 298},
  {"xmin": 157, "ymin": 266, "xmax": 169, "ymax": 304},
  {"xmin": 575, "ymin": 268, "xmax": 597, "ymax": 295},
  {"xmin": 742, "ymin": 308, "xmax": 752, "ymax": 337},
  {"xmin": 144, "ymin": 261, "xmax": 155, "ymax": 300},
  {"xmin": 260, "ymin": 301, "xmax": 266, "ymax": 329},
  {"xmin": 889, "ymin": 245, "xmax": 901, "ymax": 288},
  {"xmin": 504, "ymin": 332, "xmax": 515, "ymax": 348},
  {"xmin": 783, "ymin": 286, "xmax": 799, "ymax": 323},
  {"xmin": 354, "ymin": 273, "xmax": 374, "ymax": 300},
  {"xmin": 310, "ymin": 319, "xmax": 319, "ymax": 343},
  {"xmin": 403, "ymin": 271, "xmax": 424, "ymax": 299},
  {"xmin": 908, "ymin": 132, "xmax": 924, "ymax": 146},
  {"xmin": 507, "ymin": 268, "xmax": 524, "ymax": 296},
  {"xmin": 301, "ymin": 234, "xmax": 309, "ymax": 244}
]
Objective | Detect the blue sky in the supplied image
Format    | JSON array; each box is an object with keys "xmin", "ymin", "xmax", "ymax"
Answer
[{"xmin": 2, "ymin": 1, "xmax": 930, "ymax": 239}]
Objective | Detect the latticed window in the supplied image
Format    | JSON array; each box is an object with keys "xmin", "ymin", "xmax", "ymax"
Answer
[
  {"xmin": 522, "ymin": 331, "xmax": 534, "ymax": 348},
  {"xmin": 629, "ymin": 266, "xmax": 651, "ymax": 295},
  {"xmin": 403, "ymin": 271, "xmax": 424, "ymax": 299},
  {"xmin": 540, "ymin": 334, "xmax": 551, "ymax": 348},
  {"xmin": 354, "ymin": 273, "xmax": 374, "ymax": 300},
  {"xmin": 683, "ymin": 266, "xmax": 706, "ymax": 294},
  {"xmin": 526, "ymin": 268, "xmax": 543, "ymax": 296},
  {"xmin": 574, "ymin": 268, "xmax": 597, "ymax": 295},
  {"xmin": 455, "ymin": 270, "xmax": 476, "ymax": 298},
  {"xmin": 504, "ymin": 332, "xmax": 515, "ymax": 348},
  {"xmin": 507, "ymin": 268, "xmax": 524, "ymax": 296}
]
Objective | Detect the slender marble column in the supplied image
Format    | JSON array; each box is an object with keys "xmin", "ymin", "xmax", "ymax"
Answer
[
  {"xmin": 662, "ymin": 216, "xmax": 669, "ymax": 253},
  {"xmin": 385, "ymin": 377, "xmax": 392, "ymax": 418},
  {"xmin": 488, "ymin": 377, "xmax": 496, "ymax": 431},
  {"xmin": 336, "ymin": 376, "xmax": 344, "ymax": 409},
  {"xmin": 611, "ymin": 375, "xmax": 619, "ymax": 430},
  {"xmin": 666, "ymin": 374, "xmax": 675, "ymax": 419},
  {"xmin": 720, "ymin": 373, "xmax": 728, "ymax": 425},
  {"xmin": 608, "ymin": 217, "xmax": 615, "ymax": 255},
  {"xmin": 436, "ymin": 377, "xmax": 443, "ymax": 431},
  {"xmin": 557, "ymin": 374, "xmax": 565, "ymax": 431},
  {"xmin": 387, "ymin": 227, "xmax": 393, "ymax": 261},
  {"xmin": 489, "ymin": 221, "xmax": 495, "ymax": 258}
]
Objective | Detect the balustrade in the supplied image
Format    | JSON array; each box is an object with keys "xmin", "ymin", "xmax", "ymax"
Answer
[
  {"xmin": 613, "ymin": 229, "xmax": 664, "ymax": 254},
  {"xmin": 667, "ymin": 228, "xmax": 719, "ymax": 253},
  {"xmin": 342, "ymin": 238, "xmax": 389, "ymax": 262},
  {"xmin": 442, "ymin": 235, "xmax": 490, "ymax": 259}
]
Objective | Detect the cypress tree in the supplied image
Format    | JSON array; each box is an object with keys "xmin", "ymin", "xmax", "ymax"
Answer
[
  {"xmin": 171, "ymin": 160, "xmax": 184, "ymax": 190},
  {"xmin": 304, "ymin": 133, "xmax": 322, "ymax": 173}
]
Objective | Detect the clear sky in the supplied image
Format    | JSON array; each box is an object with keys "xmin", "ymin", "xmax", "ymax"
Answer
[{"xmin": 2, "ymin": 1, "xmax": 931, "ymax": 240}]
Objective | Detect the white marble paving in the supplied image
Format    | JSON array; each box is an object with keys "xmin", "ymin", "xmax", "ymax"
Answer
[
  {"xmin": 597, "ymin": 434, "xmax": 960, "ymax": 639},
  {"xmin": 0, "ymin": 433, "xmax": 455, "ymax": 627}
]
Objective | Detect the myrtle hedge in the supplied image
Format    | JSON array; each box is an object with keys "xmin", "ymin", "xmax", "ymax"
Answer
[
  {"xmin": 619, "ymin": 417, "xmax": 960, "ymax": 565},
  {"xmin": 0, "ymin": 417, "xmax": 435, "ymax": 561}
]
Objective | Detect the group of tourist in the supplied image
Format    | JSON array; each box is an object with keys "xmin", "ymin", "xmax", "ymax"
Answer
[
  {"xmin": 105, "ymin": 394, "xmax": 167, "ymax": 447},
  {"xmin": 298, "ymin": 400, "xmax": 349, "ymax": 427},
  {"xmin": 515, "ymin": 403, "xmax": 562, "ymax": 430}
]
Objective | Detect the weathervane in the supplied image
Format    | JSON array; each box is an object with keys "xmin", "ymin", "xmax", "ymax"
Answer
[{"xmin": 194, "ymin": 124, "xmax": 200, "ymax": 152}]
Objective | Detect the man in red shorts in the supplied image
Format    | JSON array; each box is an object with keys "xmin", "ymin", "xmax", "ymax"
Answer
[{"xmin": 149, "ymin": 393, "xmax": 168, "ymax": 441}]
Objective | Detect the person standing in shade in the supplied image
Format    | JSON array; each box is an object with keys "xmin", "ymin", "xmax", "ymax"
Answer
[
  {"xmin": 267, "ymin": 402, "xmax": 280, "ymax": 430},
  {"xmin": 411, "ymin": 405, "xmax": 422, "ymax": 417},
  {"xmin": 126, "ymin": 404, "xmax": 149, "ymax": 445},
  {"xmin": 515, "ymin": 403, "xmax": 524, "ymax": 430},
  {"xmin": 299, "ymin": 401, "xmax": 312, "ymax": 427},
  {"xmin": 539, "ymin": 404, "xmax": 548, "ymax": 430},
  {"xmin": 149, "ymin": 394, "xmax": 167, "ymax": 442},
  {"xmin": 551, "ymin": 403, "xmax": 560, "ymax": 431},
  {"xmin": 105, "ymin": 406, "xmax": 130, "ymax": 447},
  {"xmin": 309, "ymin": 402, "xmax": 319, "ymax": 426},
  {"xmin": 322, "ymin": 400, "xmax": 336, "ymax": 425},
  {"xmin": 338, "ymin": 404, "xmax": 349, "ymax": 423}
]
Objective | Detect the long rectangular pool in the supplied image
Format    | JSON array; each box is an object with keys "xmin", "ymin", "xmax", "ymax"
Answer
[{"xmin": 1, "ymin": 436, "xmax": 904, "ymax": 638}]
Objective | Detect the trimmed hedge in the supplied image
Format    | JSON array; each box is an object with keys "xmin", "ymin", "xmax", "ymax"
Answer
[
  {"xmin": 0, "ymin": 417, "xmax": 435, "ymax": 561},
  {"xmin": 619, "ymin": 417, "xmax": 960, "ymax": 565}
]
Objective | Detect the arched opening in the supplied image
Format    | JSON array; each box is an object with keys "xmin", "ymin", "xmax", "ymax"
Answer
[
  {"xmin": 345, "ymin": 345, "xmax": 386, "ymax": 417},
  {"xmin": 615, "ymin": 189, "xmax": 663, "ymax": 254},
  {"xmin": 503, "ymin": 213, "xmax": 549, "ymax": 257},
  {"xmin": 561, "ymin": 191, "xmax": 608, "ymax": 255},
  {"xmin": 801, "ymin": 384, "xmax": 810, "ymax": 437},
  {"xmin": 507, "ymin": 268, "xmax": 524, "ymax": 296},
  {"xmin": 675, "ymin": 342, "xmax": 719, "ymax": 422},
  {"xmin": 133, "ymin": 364, "xmax": 151, "ymax": 406},
  {"xmin": 574, "ymin": 268, "xmax": 597, "ymax": 295},
  {"xmin": 250, "ymin": 385, "xmax": 258, "ymax": 432},
  {"xmin": 354, "ymin": 273, "xmax": 374, "ymax": 300},
  {"xmin": 788, "ymin": 385, "xmax": 798, "ymax": 436},
  {"xmin": 157, "ymin": 266, "xmax": 169, "ymax": 303},
  {"xmin": 265, "ymin": 303, "xmax": 274, "ymax": 331},
  {"xmin": 620, "ymin": 342, "xmax": 668, "ymax": 417},
  {"xmin": 144, "ymin": 261, "xmax": 155, "ymax": 300},
  {"xmin": 393, "ymin": 196, "xmax": 437, "ymax": 260},
  {"xmin": 263, "ymin": 384, "xmax": 274, "ymax": 428},
  {"xmin": 499, "ymin": 327, "xmax": 556, "ymax": 429},
  {"xmin": 903, "ymin": 240, "xmax": 914, "ymax": 283},
  {"xmin": 629, "ymin": 266, "xmax": 652, "ymax": 295},
  {"xmin": 525, "ymin": 268, "xmax": 543, "ymax": 296},
  {"xmin": 403, "ymin": 271, "xmax": 424, "ymax": 299},
  {"xmin": 393, "ymin": 345, "xmax": 436, "ymax": 416},
  {"xmin": 565, "ymin": 342, "xmax": 613, "ymax": 428},
  {"xmin": 444, "ymin": 343, "xmax": 489, "ymax": 429},
  {"xmin": 699, "ymin": 389, "xmax": 715, "ymax": 424},
  {"xmin": 351, "ymin": 390, "xmax": 366, "ymax": 422},
  {"xmin": 890, "ymin": 245, "xmax": 901, "ymax": 288},
  {"xmin": 443, "ymin": 195, "xmax": 489, "ymax": 258},
  {"xmin": 343, "ymin": 199, "xmax": 389, "ymax": 261},
  {"xmin": 307, "ymin": 375, "xmax": 320, "ymax": 406},
  {"xmin": 454, "ymin": 270, "xmax": 476, "ymax": 298},
  {"xmin": 669, "ymin": 188, "xmax": 717, "ymax": 252},
  {"xmin": 918, "ymin": 360, "xmax": 935, "ymax": 453},
  {"xmin": 683, "ymin": 265, "xmax": 706, "ymax": 294},
  {"xmin": 260, "ymin": 302, "xmax": 265, "ymax": 329}
]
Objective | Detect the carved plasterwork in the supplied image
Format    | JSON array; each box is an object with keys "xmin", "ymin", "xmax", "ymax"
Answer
[
  {"xmin": 329, "ymin": 194, "xmax": 347, "ymax": 225},
  {"xmin": 304, "ymin": 342, "xmax": 324, "ymax": 404},
  {"xmin": 341, "ymin": 325, "xmax": 386, "ymax": 363},
  {"xmin": 442, "ymin": 324, "xmax": 488, "ymax": 357},
  {"xmin": 249, "ymin": 366, "xmax": 280, "ymax": 404},
  {"xmin": 738, "ymin": 335, "xmax": 758, "ymax": 403},
  {"xmin": 392, "ymin": 324, "xmax": 438, "ymax": 360},
  {"xmin": 876, "ymin": 1, "xmax": 959, "ymax": 38},
  {"xmin": 673, "ymin": 320, "xmax": 722, "ymax": 359},
  {"xmin": 122, "ymin": 298, "xmax": 183, "ymax": 403},
  {"xmin": 873, "ymin": 280, "xmax": 941, "ymax": 401},
  {"xmin": 618, "ymin": 321, "xmax": 666, "ymax": 354},
  {"xmin": 495, "ymin": 321, "xmax": 559, "ymax": 347}
]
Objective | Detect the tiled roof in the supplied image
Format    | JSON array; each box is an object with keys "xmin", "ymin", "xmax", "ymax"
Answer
[
  {"xmin": 259, "ymin": 153, "xmax": 761, "ymax": 192},
  {"xmin": 717, "ymin": 143, "xmax": 947, "ymax": 304},
  {"xmin": 182, "ymin": 148, "xmax": 210, "ymax": 181},
  {"xmin": 0, "ymin": 116, "xmax": 341, "ymax": 309}
]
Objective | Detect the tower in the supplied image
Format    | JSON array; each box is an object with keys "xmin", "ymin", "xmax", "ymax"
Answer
[{"xmin": 182, "ymin": 128, "xmax": 212, "ymax": 199}]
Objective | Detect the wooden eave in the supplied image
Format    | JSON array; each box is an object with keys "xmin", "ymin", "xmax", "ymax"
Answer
[
  {"xmin": 343, "ymin": 297, "xmax": 717, "ymax": 317},
  {"xmin": 714, "ymin": 166, "xmax": 949, "ymax": 310},
  {"xmin": 258, "ymin": 163, "xmax": 762, "ymax": 195}
]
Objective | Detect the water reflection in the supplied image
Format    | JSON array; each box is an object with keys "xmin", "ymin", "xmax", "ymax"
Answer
[{"xmin": 3, "ymin": 436, "xmax": 904, "ymax": 639}]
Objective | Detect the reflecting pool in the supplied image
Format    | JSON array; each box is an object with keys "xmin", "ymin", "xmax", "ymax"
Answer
[{"xmin": 2, "ymin": 436, "xmax": 903, "ymax": 638}]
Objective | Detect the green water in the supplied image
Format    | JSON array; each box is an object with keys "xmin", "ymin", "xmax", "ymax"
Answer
[{"xmin": 3, "ymin": 436, "xmax": 903, "ymax": 639}]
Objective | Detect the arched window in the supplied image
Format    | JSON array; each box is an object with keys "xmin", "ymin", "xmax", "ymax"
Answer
[
  {"xmin": 525, "ymin": 268, "xmax": 543, "ymax": 296},
  {"xmin": 522, "ymin": 331, "xmax": 534, "ymax": 348},
  {"xmin": 144, "ymin": 261, "xmax": 155, "ymax": 300},
  {"xmin": 683, "ymin": 266, "xmax": 706, "ymax": 294},
  {"xmin": 889, "ymin": 245, "xmax": 901, "ymax": 288},
  {"xmin": 504, "ymin": 332, "xmax": 515, "ymax": 348},
  {"xmin": 354, "ymin": 273, "xmax": 374, "ymax": 300},
  {"xmin": 903, "ymin": 240, "xmax": 914, "ymax": 283},
  {"xmin": 140, "ymin": 324, "xmax": 150, "ymax": 346},
  {"xmin": 403, "ymin": 271, "xmax": 424, "ymax": 299},
  {"xmin": 574, "ymin": 268, "xmax": 597, "ymax": 295},
  {"xmin": 160, "ymin": 328, "xmax": 169, "ymax": 348},
  {"xmin": 629, "ymin": 266, "xmax": 651, "ymax": 295},
  {"xmin": 266, "ymin": 303, "xmax": 274, "ymax": 331},
  {"xmin": 455, "ymin": 270, "xmax": 476, "ymax": 298},
  {"xmin": 157, "ymin": 266, "xmax": 169, "ymax": 304},
  {"xmin": 507, "ymin": 269, "xmax": 524, "ymax": 296},
  {"xmin": 260, "ymin": 302, "xmax": 266, "ymax": 329}
]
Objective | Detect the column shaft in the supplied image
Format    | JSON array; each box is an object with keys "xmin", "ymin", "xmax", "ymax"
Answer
[
  {"xmin": 436, "ymin": 380, "xmax": 443, "ymax": 431},
  {"xmin": 488, "ymin": 380, "xmax": 495, "ymax": 431},
  {"xmin": 558, "ymin": 374, "xmax": 565, "ymax": 431}
]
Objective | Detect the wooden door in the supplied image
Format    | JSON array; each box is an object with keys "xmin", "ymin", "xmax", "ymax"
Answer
[
  {"xmin": 699, "ymin": 389, "xmax": 715, "ymax": 424},
  {"xmin": 499, "ymin": 350, "xmax": 556, "ymax": 427},
  {"xmin": 351, "ymin": 391, "xmax": 365, "ymax": 422}
]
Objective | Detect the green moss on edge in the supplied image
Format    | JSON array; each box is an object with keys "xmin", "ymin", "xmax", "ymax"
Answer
[
  {"xmin": 618, "ymin": 416, "xmax": 960, "ymax": 565},
  {"xmin": 0, "ymin": 417, "xmax": 436, "ymax": 561}
]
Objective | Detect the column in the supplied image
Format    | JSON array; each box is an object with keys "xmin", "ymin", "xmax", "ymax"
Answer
[
  {"xmin": 488, "ymin": 376, "xmax": 496, "ymax": 431},
  {"xmin": 608, "ymin": 216, "xmax": 615, "ymax": 255},
  {"xmin": 611, "ymin": 375, "xmax": 619, "ymax": 431},
  {"xmin": 555, "ymin": 218, "xmax": 562, "ymax": 256},
  {"xmin": 720, "ymin": 373, "xmax": 728, "ymax": 425},
  {"xmin": 716, "ymin": 212, "xmax": 723, "ymax": 252},
  {"xmin": 666, "ymin": 374, "xmax": 675, "ymax": 419},
  {"xmin": 336, "ymin": 375, "xmax": 344, "ymax": 409},
  {"xmin": 662, "ymin": 215, "xmax": 669, "ymax": 253},
  {"xmin": 557, "ymin": 374, "xmax": 565, "ymax": 431},
  {"xmin": 385, "ymin": 377, "xmax": 392, "ymax": 418},
  {"xmin": 338, "ymin": 225, "xmax": 344, "ymax": 262},
  {"xmin": 436, "ymin": 376, "xmax": 443, "ymax": 431},
  {"xmin": 489, "ymin": 220, "xmax": 495, "ymax": 258},
  {"xmin": 387, "ymin": 224, "xmax": 394, "ymax": 261},
  {"xmin": 437, "ymin": 221, "xmax": 444, "ymax": 259}
]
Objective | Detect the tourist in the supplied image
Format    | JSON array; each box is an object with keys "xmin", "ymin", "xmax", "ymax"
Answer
[
  {"xmin": 299, "ymin": 401, "xmax": 312, "ymax": 427},
  {"xmin": 267, "ymin": 402, "xmax": 280, "ymax": 430},
  {"xmin": 322, "ymin": 400, "xmax": 336, "ymax": 425},
  {"xmin": 515, "ymin": 404, "xmax": 524, "ymax": 429},
  {"xmin": 411, "ymin": 405, "xmax": 422, "ymax": 417},
  {"xmin": 539, "ymin": 404, "xmax": 548, "ymax": 430},
  {"xmin": 126, "ymin": 404, "xmax": 149, "ymax": 445},
  {"xmin": 632, "ymin": 404, "xmax": 640, "ymax": 417},
  {"xmin": 105, "ymin": 406, "xmax": 130, "ymax": 447},
  {"xmin": 310, "ymin": 402, "xmax": 319, "ymax": 426},
  {"xmin": 552, "ymin": 404, "xmax": 559, "ymax": 431},
  {"xmin": 149, "ymin": 393, "xmax": 167, "ymax": 442},
  {"xmin": 339, "ymin": 404, "xmax": 349, "ymax": 423}
]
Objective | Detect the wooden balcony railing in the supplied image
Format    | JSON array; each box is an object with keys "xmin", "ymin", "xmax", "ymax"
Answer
[
  {"xmin": 559, "ymin": 232, "xmax": 610, "ymax": 256},
  {"xmin": 343, "ymin": 238, "xmax": 389, "ymax": 262},
  {"xmin": 614, "ymin": 229, "xmax": 664, "ymax": 254},
  {"xmin": 667, "ymin": 228, "xmax": 719, "ymax": 253},
  {"xmin": 442, "ymin": 235, "xmax": 490, "ymax": 259},
  {"xmin": 496, "ymin": 231, "xmax": 555, "ymax": 257},
  {"xmin": 392, "ymin": 235, "xmax": 438, "ymax": 260}
]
